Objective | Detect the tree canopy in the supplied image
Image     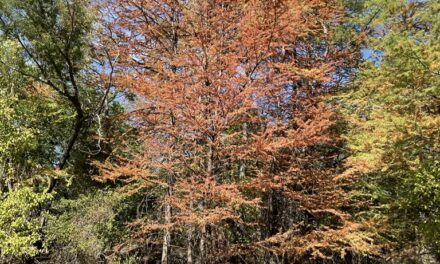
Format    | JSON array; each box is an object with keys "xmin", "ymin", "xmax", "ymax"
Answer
[{"xmin": 0, "ymin": 0, "xmax": 439, "ymax": 263}]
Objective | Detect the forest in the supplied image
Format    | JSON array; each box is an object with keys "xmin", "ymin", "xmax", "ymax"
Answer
[{"xmin": 0, "ymin": 0, "xmax": 439, "ymax": 263}]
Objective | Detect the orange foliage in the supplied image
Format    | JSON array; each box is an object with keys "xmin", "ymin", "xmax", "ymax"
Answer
[{"xmin": 98, "ymin": 0, "xmax": 357, "ymax": 262}]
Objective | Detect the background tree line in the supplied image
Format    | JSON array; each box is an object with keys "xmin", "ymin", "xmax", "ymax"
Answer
[{"xmin": 0, "ymin": 0, "xmax": 438, "ymax": 263}]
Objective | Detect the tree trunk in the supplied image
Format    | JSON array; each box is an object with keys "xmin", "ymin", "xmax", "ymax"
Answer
[
  {"xmin": 187, "ymin": 201, "xmax": 194, "ymax": 264},
  {"xmin": 198, "ymin": 224, "xmax": 206, "ymax": 264},
  {"xmin": 46, "ymin": 105, "xmax": 83, "ymax": 193},
  {"xmin": 198, "ymin": 142, "xmax": 213, "ymax": 264},
  {"xmin": 161, "ymin": 203, "xmax": 171, "ymax": 264},
  {"xmin": 161, "ymin": 173, "xmax": 173, "ymax": 264}
]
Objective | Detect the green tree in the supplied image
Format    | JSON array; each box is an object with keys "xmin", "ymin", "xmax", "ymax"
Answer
[
  {"xmin": 0, "ymin": 188, "xmax": 52, "ymax": 260},
  {"xmin": 0, "ymin": 0, "xmax": 126, "ymax": 261},
  {"xmin": 0, "ymin": 40, "xmax": 73, "ymax": 191},
  {"xmin": 339, "ymin": 0, "xmax": 440, "ymax": 262},
  {"xmin": 0, "ymin": 0, "xmax": 102, "ymax": 192}
]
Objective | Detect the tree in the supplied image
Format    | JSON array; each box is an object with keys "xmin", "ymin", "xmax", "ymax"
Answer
[
  {"xmin": 0, "ymin": 1, "xmax": 125, "ymax": 261},
  {"xmin": 0, "ymin": 39, "xmax": 64, "ymax": 262},
  {"xmin": 0, "ymin": 0, "xmax": 116, "ymax": 192},
  {"xmin": 0, "ymin": 188, "xmax": 52, "ymax": 260},
  {"xmin": 338, "ymin": 0, "xmax": 440, "ymax": 262},
  {"xmin": 100, "ymin": 0, "xmax": 363, "ymax": 263}
]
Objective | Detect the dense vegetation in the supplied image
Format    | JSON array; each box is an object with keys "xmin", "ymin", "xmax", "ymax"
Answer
[{"xmin": 0, "ymin": 0, "xmax": 438, "ymax": 263}]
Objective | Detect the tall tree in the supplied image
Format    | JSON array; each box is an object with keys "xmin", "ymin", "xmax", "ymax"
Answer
[
  {"xmin": 100, "ymin": 0, "xmax": 363, "ymax": 263},
  {"xmin": 0, "ymin": 38, "xmax": 71, "ymax": 263},
  {"xmin": 0, "ymin": 0, "xmax": 116, "ymax": 192},
  {"xmin": 0, "ymin": 0, "xmax": 124, "ymax": 261},
  {"xmin": 338, "ymin": 0, "xmax": 440, "ymax": 262}
]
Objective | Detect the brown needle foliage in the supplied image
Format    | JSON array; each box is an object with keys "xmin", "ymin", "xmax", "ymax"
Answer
[{"xmin": 97, "ymin": 0, "xmax": 364, "ymax": 263}]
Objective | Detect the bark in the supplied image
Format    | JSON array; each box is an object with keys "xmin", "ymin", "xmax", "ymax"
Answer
[
  {"xmin": 46, "ymin": 101, "xmax": 84, "ymax": 193},
  {"xmin": 161, "ymin": 165, "xmax": 174, "ymax": 263},
  {"xmin": 187, "ymin": 201, "xmax": 194, "ymax": 264},
  {"xmin": 161, "ymin": 10, "xmax": 179, "ymax": 262},
  {"xmin": 198, "ymin": 141, "xmax": 213, "ymax": 264},
  {"xmin": 161, "ymin": 200, "xmax": 171, "ymax": 264},
  {"xmin": 198, "ymin": 224, "xmax": 206, "ymax": 264}
]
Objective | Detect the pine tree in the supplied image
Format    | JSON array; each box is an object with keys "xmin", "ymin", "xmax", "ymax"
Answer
[{"xmin": 338, "ymin": 0, "xmax": 440, "ymax": 261}]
